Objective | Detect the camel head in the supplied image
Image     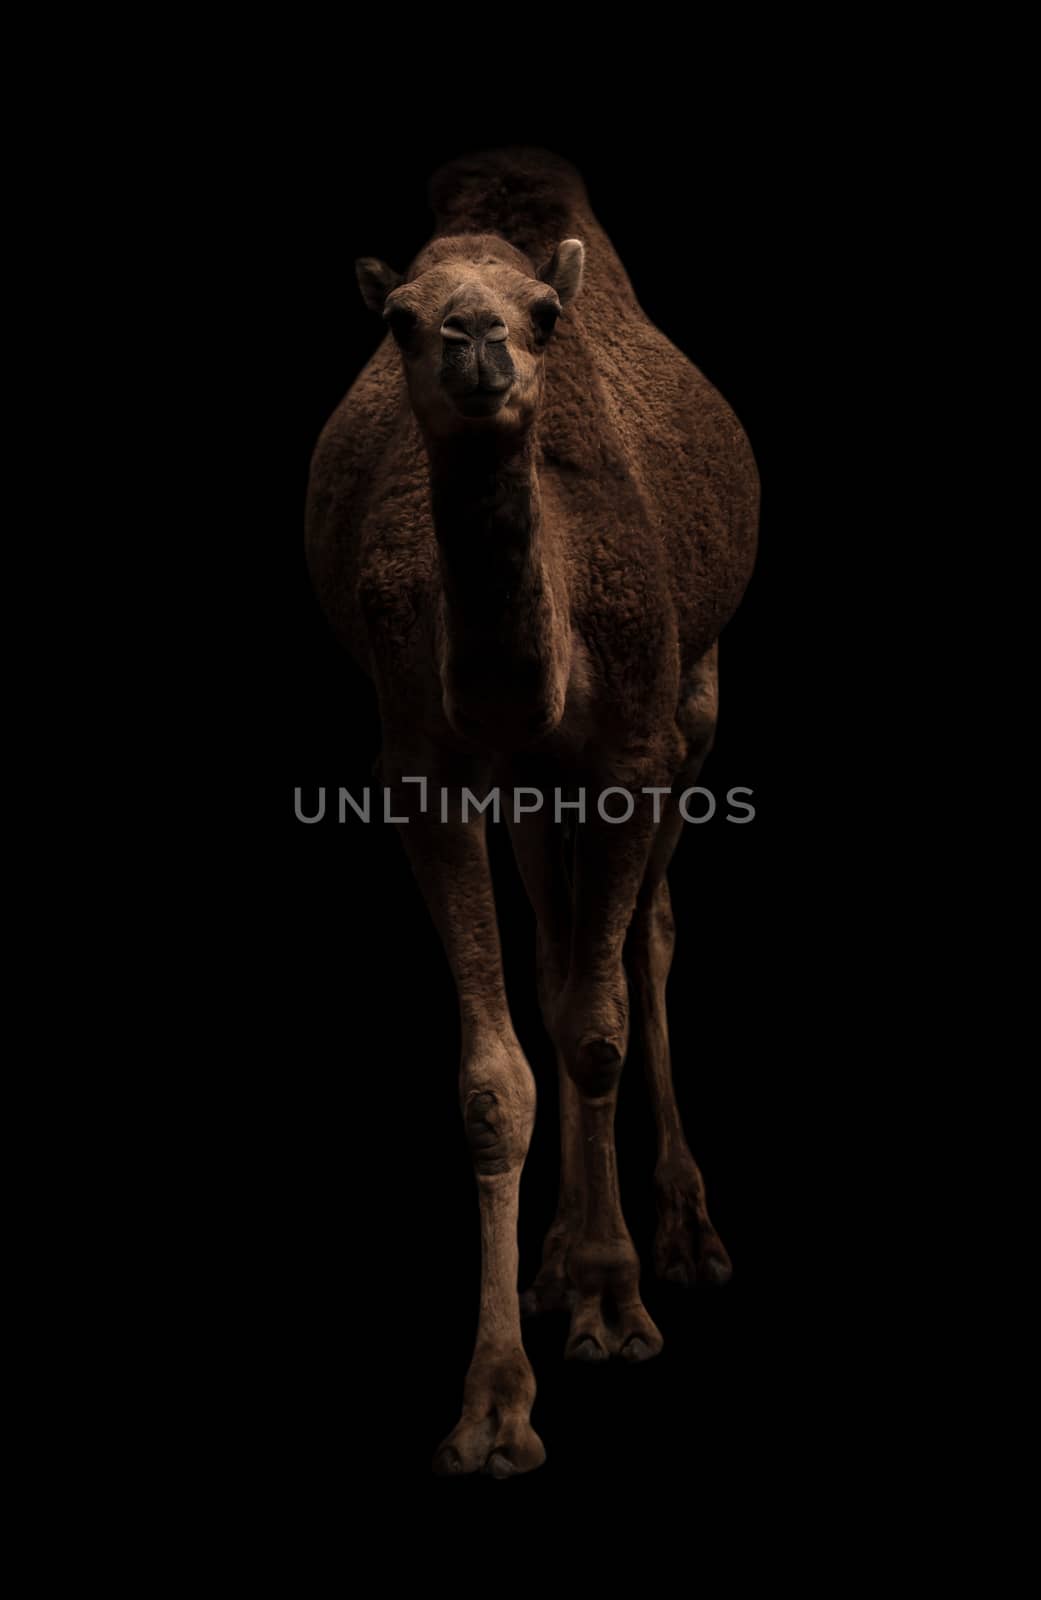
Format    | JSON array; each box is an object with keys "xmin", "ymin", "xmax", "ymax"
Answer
[{"xmin": 355, "ymin": 235, "xmax": 585, "ymax": 440}]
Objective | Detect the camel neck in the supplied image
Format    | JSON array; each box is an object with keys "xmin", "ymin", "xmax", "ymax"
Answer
[
  {"xmin": 429, "ymin": 433, "xmax": 543, "ymax": 626},
  {"xmin": 426, "ymin": 429, "xmax": 568, "ymax": 746}
]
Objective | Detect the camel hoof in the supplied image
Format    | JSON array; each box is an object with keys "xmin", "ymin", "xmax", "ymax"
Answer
[
  {"xmin": 568, "ymin": 1335, "xmax": 609, "ymax": 1362},
  {"xmin": 433, "ymin": 1446, "xmax": 464, "ymax": 1476},
  {"xmin": 654, "ymin": 1192, "xmax": 733, "ymax": 1289}
]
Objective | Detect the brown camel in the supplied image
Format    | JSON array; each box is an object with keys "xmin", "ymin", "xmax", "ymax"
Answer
[{"xmin": 304, "ymin": 147, "xmax": 760, "ymax": 1478}]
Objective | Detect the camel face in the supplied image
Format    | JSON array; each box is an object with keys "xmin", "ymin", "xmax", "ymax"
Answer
[
  {"xmin": 389, "ymin": 263, "xmax": 555, "ymax": 437},
  {"xmin": 356, "ymin": 242, "xmax": 585, "ymax": 439}
]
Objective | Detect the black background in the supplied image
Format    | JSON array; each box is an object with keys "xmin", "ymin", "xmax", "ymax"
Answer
[{"xmin": 199, "ymin": 92, "xmax": 871, "ymax": 1522}]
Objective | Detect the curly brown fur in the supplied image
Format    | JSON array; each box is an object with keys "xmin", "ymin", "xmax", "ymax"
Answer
[{"xmin": 305, "ymin": 147, "xmax": 759, "ymax": 1476}]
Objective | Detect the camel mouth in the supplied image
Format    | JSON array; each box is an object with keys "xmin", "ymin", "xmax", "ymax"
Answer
[
  {"xmin": 445, "ymin": 700, "xmax": 562, "ymax": 750},
  {"xmin": 454, "ymin": 386, "xmax": 512, "ymax": 418}
]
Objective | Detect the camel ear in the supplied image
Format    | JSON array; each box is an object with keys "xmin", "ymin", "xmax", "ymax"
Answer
[
  {"xmin": 537, "ymin": 239, "xmax": 585, "ymax": 307},
  {"xmin": 355, "ymin": 257, "xmax": 403, "ymax": 314}
]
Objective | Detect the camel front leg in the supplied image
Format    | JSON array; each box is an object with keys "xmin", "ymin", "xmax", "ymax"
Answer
[
  {"xmin": 550, "ymin": 765, "xmax": 669, "ymax": 1363},
  {"xmin": 383, "ymin": 748, "xmax": 544, "ymax": 1479}
]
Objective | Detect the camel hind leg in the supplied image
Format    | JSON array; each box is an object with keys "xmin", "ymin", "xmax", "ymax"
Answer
[
  {"xmin": 624, "ymin": 643, "xmax": 733, "ymax": 1287},
  {"xmin": 504, "ymin": 794, "xmax": 582, "ymax": 1317}
]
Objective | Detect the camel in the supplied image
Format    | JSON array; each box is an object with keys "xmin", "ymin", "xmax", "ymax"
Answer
[{"xmin": 304, "ymin": 147, "xmax": 760, "ymax": 1478}]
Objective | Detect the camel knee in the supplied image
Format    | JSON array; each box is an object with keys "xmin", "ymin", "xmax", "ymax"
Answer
[
  {"xmin": 461, "ymin": 1041, "xmax": 536, "ymax": 1176},
  {"xmin": 568, "ymin": 1038, "xmax": 624, "ymax": 1098},
  {"xmin": 554, "ymin": 976, "xmax": 629, "ymax": 1099}
]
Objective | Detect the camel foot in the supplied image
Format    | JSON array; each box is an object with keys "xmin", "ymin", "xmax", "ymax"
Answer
[
  {"xmin": 654, "ymin": 1157, "xmax": 733, "ymax": 1287},
  {"xmin": 564, "ymin": 1291, "xmax": 663, "ymax": 1364},
  {"xmin": 432, "ymin": 1345, "xmax": 546, "ymax": 1479}
]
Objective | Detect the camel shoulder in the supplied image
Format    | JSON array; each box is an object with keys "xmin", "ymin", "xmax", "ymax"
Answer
[{"xmin": 305, "ymin": 342, "xmax": 435, "ymax": 659}]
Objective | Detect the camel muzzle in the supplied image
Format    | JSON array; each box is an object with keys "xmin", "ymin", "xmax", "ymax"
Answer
[{"xmin": 441, "ymin": 325, "xmax": 517, "ymax": 411}]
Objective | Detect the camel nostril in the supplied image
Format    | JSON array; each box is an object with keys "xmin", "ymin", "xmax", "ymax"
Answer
[{"xmin": 441, "ymin": 314, "xmax": 472, "ymax": 342}]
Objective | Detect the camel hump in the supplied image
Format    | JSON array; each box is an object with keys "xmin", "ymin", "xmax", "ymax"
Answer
[{"xmin": 428, "ymin": 147, "xmax": 590, "ymax": 255}]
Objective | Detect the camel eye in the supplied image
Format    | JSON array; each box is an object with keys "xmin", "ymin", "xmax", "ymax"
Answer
[
  {"xmin": 384, "ymin": 301, "xmax": 419, "ymax": 352},
  {"xmin": 532, "ymin": 299, "xmax": 561, "ymax": 344}
]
